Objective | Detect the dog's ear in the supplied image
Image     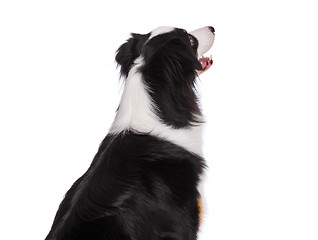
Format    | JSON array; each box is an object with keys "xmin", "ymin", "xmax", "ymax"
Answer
[
  {"xmin": 115, "ymin": 33, "xmax": 149, "ymax": 77},
  {"xmin": 143, "ymin": 37, "xmax": 202, "ymax": 78},
  {"xmin": 167, "ymin": 38, "xmax": 202, "ymax": 71},
  {"xmin": 141, "ymin": 37, "xmax": 202, "ymax": 128}
]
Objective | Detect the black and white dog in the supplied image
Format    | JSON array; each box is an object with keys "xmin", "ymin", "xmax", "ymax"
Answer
[{"xmin": 45, "ymin": 26, "xmax": 215, "ymax": 240}]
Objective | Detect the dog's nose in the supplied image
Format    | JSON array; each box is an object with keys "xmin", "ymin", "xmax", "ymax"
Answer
[{"xmin": 209, "ymin": 26, "xmax": 215, "ymax": 34}]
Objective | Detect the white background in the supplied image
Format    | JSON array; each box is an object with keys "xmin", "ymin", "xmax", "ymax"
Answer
[{"xmin": 1, "ymin": 0, "xmax": 317, "ymax": 239}]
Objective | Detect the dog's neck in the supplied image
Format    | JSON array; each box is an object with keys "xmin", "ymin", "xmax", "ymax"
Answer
[{"xmin": 110, "ymin": 58, "xmax": 203, "ymax": 156}]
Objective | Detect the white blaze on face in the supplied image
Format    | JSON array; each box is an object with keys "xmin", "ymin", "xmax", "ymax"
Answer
[
  {"xmin": 190, "ymin": 26, "xmax": 215, "ymax": 57},
  {"xmin": 148, "ymin": 26, "xmax": 176, "ymax": 40}
]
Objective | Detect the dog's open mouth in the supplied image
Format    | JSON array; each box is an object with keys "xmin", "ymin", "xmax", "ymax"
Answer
[
  {"xmin": 189, "ymin": 26, "xmax": 215, "ymax": 75},
  {"xmin": 197, "ymin": 55, "xmax": 213, "ymax": 75}
]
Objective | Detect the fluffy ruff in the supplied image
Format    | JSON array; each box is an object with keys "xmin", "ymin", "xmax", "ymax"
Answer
[{"xmin": 45, "ymin": 26, "xmax": 215, "ymax": 240}]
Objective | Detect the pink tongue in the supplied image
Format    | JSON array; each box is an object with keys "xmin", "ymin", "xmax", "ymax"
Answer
[{"xmin": 197, "ymin": 56, "xmax": 213, "ymax": 75}]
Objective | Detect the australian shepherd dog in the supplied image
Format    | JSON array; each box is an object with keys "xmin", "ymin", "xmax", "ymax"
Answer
[{"xmin": 45, "ymin": 26, "xmax": 215, "ymax": 240}]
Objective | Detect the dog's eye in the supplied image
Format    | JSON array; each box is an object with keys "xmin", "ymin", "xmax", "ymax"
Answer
[{"xmin": 188, "ymin": 34, "xmax": 194, "ymax": 46}]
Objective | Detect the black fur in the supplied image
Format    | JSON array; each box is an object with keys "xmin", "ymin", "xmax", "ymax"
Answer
[
  {"xmin": 45, "ymin": 133, "xmax": 205, "ymax": 240},
  {"xmin": 141, "ymin": 29, "xmax": 203, "ymax": 128},
  {"xmin": 115, "ymin": 33, "xmax": 150, "ymax": 78},
  {"xmin": 46, "ymin": 27, "xmax": 206, "ymax": 240}
]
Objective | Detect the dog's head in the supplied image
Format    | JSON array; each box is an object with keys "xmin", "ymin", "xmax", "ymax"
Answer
[
  {"xmin": 116, "ymin": 26, "xmax": 215, "ymax": 77},
  {"xmin": 115, "ymin": 26, "xmax": 215, "ymax": 128}
]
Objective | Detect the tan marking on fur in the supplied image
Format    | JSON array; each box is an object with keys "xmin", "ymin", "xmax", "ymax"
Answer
[{"xmin": 198, "ymin": 197, "xmax": 203, "ymax": 225}]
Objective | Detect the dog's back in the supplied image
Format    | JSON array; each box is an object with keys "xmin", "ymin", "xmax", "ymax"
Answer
[{"xmin": 45, "ymin": 132, "xmax": 204, "ymax": 240}]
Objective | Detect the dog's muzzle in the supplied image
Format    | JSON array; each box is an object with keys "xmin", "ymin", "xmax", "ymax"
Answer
[{"xmin": 190, "ymin": 26, "xmax": 215, "ymax": 74}]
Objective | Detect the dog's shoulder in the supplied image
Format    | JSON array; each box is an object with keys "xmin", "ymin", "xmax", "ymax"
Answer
[{"xmin": 99, "ymin": 131, "xmax": 205, "ymax": 174}]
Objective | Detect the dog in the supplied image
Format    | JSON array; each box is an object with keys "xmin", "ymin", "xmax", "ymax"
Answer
[{"xmin": 45, "ymin": 26, "xmax": 215, "ymax": 240}]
